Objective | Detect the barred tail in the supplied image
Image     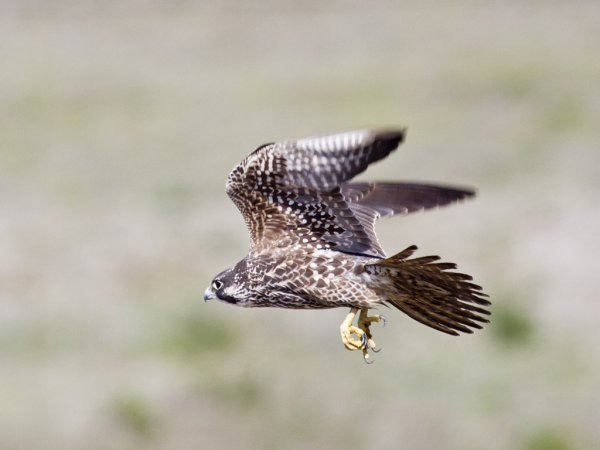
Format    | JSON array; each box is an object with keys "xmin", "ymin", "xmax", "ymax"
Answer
[{"xmin": 366, "ymin": 246, "xmax": 490, "ymax": 335}]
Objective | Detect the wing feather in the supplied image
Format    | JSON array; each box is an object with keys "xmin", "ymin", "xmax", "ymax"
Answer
[
  {"xmin": 341, "ymin": 182, "xmax": 475, "ymax": 255},
  {"xmin": 224, "ymin": 129, "xmax": 476, "ymax": 259},
  {"xmin": 225, "ymin": 129, "xmax": 406, "ymax": 256}
]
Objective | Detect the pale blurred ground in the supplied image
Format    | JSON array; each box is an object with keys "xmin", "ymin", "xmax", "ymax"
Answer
[{"xmin": 1, "ymin": 1, "xmax": 599, "ymax": 449}]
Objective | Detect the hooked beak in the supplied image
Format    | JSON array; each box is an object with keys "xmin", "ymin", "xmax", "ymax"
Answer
[{"xmin": 204, "ymin": 288, "xmax": 216, "ymax": 301}]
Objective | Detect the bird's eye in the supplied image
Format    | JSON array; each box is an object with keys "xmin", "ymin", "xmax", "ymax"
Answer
[{"xmin": 212, "ymin": 280, "xmax": 224, "ymax": 290}]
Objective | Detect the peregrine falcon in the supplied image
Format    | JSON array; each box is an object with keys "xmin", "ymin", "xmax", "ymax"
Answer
[{"xmin": 204, "ymin": 129, "xmax": 489, "ymax": 362}]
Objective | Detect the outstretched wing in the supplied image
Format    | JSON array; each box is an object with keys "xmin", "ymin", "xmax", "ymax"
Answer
[
  {"xmin": 341, "ymin": 182, "xmax": 474, "ymax": 254},
  {"xmin": 226, "ymin": 129, "xmax": 404, "ymax": 257},
  {"xmin": 225, "ymin": 129, "xmax": 472, "ymax": 258}
]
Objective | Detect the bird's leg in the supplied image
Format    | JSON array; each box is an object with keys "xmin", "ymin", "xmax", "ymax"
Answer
[
  {"xmin": 358, "ymin": 309, "xmax": 386, "ymax": 358},
  {"xmin": 340, "ymin": 308, "xmax": 367, "ymax": 351},
  {"xmin": 340, "ymin": 308, "xmax": 386, "ymax": 363}
]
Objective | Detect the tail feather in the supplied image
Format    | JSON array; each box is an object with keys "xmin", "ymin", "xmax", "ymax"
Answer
[{"xmin": 366, "ymin": 246, "xmax": 490, "ymax": 336}]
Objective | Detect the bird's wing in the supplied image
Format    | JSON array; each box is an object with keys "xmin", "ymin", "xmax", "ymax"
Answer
[
  {"xmin": 226, "ymin": 129, "xmax": 475, "ymax": 258},
  {"xmin": 340, "ymin": 182, "xmax": 475, "ymax": 254},
  {"xmin": 226, "ymin": 129, "xmax": 405, "ymax": 257}
]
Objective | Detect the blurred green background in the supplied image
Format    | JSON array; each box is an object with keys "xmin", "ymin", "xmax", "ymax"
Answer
[{"xmin": 1, "ymin": 1, "xmax": 599, "ymax": 449}]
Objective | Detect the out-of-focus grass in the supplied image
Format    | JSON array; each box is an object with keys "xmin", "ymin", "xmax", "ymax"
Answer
[
  {"xmin": 490, "ymin": 294, "xmax": 535, "ymax": 349},
  {"xmin": 207, "ymin": 372, "xmax": 264, "ymax": 411},
  {"xmin": 541, "ymin": 97, "xmax": 589, "ymax": 135},
  {"xmin": 158, "ymin": 310, "xmax": 238, "ymax": 359},
  {"xmin": 113, "ymin": 392, "xmax": 159, "ymax": 438},
  {"xmin": 523, "ymin": 426, "xmax": 576, "ymax": 450},
  {"xmin": 151, "ymin": 184, "xmax": 197, "ymax": 215}
]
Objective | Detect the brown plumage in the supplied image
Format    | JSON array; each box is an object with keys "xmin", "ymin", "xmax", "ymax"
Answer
[
  {"xmin": 366, "ymin": 246, "xmax": 489, "ymax": 335},
  {"xmin": 204, "ymin": 128, "xmax": 489, "ymax": 357}
]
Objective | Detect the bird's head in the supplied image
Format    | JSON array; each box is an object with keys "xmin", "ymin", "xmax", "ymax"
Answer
[{"xmin": 204, "ymin": 262, "xmax": 250, "ymax": 305}]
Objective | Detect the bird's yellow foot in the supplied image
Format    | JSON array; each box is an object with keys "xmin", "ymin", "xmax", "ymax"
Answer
[
  {"xmin": 340, "ymin": 308, "xmax": 366, "ymax": 350},
  {"xmin": 358, "ymin": 309, "xmax": 386, "ymax": 356},
  {"xmin": 340, "ymin": 308, "xmax": 386, "ymax": 363}
]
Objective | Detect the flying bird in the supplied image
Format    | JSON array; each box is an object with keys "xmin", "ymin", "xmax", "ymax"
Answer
[{"xmin": 204, "ymin": 129, "xmax": 490, "ymax": 362}]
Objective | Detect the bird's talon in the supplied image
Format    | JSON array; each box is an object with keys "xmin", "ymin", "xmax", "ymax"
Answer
[
  {"xmin": 380, "ymin": 315, "xmax": 387, "ymax": 327},
  {"xmin": 361, "ymin": 333, "xmax": 369, "ymax": 348},
  {"xmin": 365, "ymin": 335, "xmax": 381, "ymax": 352},
  {"xmin": 340, "ymin": 308, "xmax": 384, "ymax": 361}
]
